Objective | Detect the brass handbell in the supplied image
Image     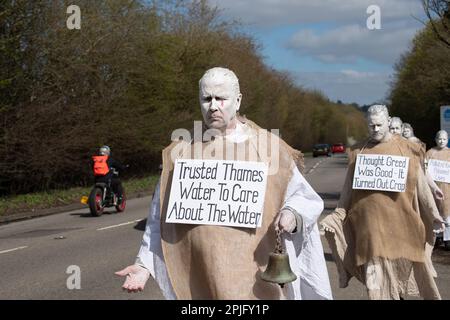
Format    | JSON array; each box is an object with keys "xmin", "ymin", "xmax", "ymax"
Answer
[{"xmin": 260, "ymin": 229, "xmax": 297, "ymax": 288}]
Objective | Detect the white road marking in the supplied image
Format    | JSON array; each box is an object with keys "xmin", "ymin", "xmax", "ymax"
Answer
[
  {"xmin": 0, "ymin": 246, "xmax": 28, "ymax": 254},
  {"xmin": 97, "ymin": 219, "xmax": 143, "ymax": 231},
  {"xmin": 306, "ymin": 159, "xmax": 325, "ymax": 175}
]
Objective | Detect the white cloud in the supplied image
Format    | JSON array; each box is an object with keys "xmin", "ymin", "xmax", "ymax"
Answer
[
  {"xmin": 341, "ymin": 69, "xmax": 376, "ymax": 78},
  {"xmin": 205, "ymin": 0, "xmax": 426, "ymax": 103},
  {"xmin": 287, "ymin": 23, "xmax": 420, "ymax": 64},
  {"xmin": 209, "ymin": 0, "xmax": 424, "ymax": 65},
  {"xmin": 294, "ymin": 70, "xmax": 391, "ymax": 105},
  {"xmin": 210, "ymin": 0, "xmax": 423, "ymax": 27}
]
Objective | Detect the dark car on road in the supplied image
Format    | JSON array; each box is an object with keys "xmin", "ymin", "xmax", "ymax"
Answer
[
  {"xmin": 331, "ymin": 143, "xmax": 346, "ymax": 154},
  {"xmin": 312, "ymin": 144, "xmax": 332, "ymax": 157}
]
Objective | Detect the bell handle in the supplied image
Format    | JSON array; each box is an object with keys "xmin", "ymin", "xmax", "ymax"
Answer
[{"xmin": 275, "ymin": 228, "xmax": 283, "ymax": 254}]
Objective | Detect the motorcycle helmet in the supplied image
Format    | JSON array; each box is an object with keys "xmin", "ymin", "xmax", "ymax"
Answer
[{"xmin": 99, "ymin": 145, "xmax": 111, "ymax": 156}]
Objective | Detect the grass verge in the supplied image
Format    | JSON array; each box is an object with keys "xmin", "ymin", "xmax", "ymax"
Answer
[{"xmin": 0, "ymin": 175, "xmax": 160, "ymax": 217}]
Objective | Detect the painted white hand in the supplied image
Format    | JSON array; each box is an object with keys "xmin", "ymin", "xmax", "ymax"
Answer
[
  {"xmin": 324, "ymin": 226, "xmax": 335, "ymax": 234},
  {"xmin": 275, "ymin": 209, "xmax": 297, "ymax": 233},
  {"xmin": 433, "ymin": 219, "xmax": 445, "ymax": 234},
  {"xmin": 115, "ymin": 264, "xmax": 150, "ymax": 293}
]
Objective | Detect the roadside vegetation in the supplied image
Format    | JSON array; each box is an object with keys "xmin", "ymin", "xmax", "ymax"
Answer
[
  {"xmin": 0, "ymin": 175, "xmax": 159, "ymax": 216},
  {"xmin": 0, "ymin": 0, "xmax": 368, "ymax": 204},
  {"xmin": 389, "ymin": 1, "xmax": 450, "ymax": 147}
]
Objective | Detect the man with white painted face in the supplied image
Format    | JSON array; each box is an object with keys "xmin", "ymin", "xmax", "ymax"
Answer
[
  {"xmin": 401, "ymin": 122, "xmax": 444, "ymax": 208},
  {"xmin": 403, "ymin": 123, "xmax": 426, "ymax": 150},
  {"xmin": 321, "ymin": 105, "xmax": 444, "ymax": 300},
  {"xmin": 116, "ymin": 67, "xmax": 332, "ymax": 300},
  {"xmin": 389, "ymin": 117, "xmax": 403, "ymax": 136},
  {"xmin": 426, "ymin": 130, "xmax": 450, "ymax": 250}
]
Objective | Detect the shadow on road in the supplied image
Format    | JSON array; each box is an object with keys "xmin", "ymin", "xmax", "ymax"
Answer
[
  {"xmin": 70, "ymin": 211, "xmax": 118, "ymax": 218},
  {"xmin": 432, "ymin": 247, "xmax": 450, "ymax": 265},
  {"xmin": 324, "ymin": 252, "xmax": 335, "ymax": 262},
  {"xmin": 134, "ymin": 219, "xmax": 147, "ymax": 231},
  {"xmin": 318, "ymin": 192, "xmax": 341, "ymax": 200}
]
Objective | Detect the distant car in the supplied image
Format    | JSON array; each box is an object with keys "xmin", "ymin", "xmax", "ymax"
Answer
[
  {"xmin": 312, "ymin": 144, "xmax": 332, "ymax": 157},
  {"xmin": 331, "ymin": 143, "xmax": 346, "ymax": 154}
]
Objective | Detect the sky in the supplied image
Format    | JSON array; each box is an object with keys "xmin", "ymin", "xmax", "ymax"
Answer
[{"xmin": 208, "ymin": 0, "xmax": 427, "ymax": 105}]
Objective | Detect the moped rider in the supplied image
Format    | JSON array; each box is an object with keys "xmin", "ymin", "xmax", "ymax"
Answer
[{"xmin": 92, "ymin": 145, "xmax": 126, "ymax": 204}]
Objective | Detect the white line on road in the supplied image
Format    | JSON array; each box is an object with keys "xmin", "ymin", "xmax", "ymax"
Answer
[
  {"xmin": 97, "ymin": 219, "xmax": 144, "ymax": 231},
  {"xmin": 306, "ymin": 159, "xmax": 324, "ymax": 175},
  {"xmin": 0, "ymin": 246, "xmax": 28, "ymax": 254}
]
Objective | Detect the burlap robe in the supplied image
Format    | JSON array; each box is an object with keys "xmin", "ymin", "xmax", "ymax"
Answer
[
  {"xmin": 426, "ymin": 147, "xmax": 450, "ymax": 218},
  {"xmin": 347, "ymin": 136, "xmax": 424, "ymax": 265},
  {"xmin": 159, "ymin": 119, "xmax": 303, "ymax": 299},
  {"xmin": 413, "ymin": 142, "xmax": 438, "ymax": 278},
  {"xmin": 322, "ymin": 135, "xmax": 440, "ymax": 299}
]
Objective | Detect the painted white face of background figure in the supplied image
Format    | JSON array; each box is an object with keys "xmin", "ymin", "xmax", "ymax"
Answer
[
  {"xmin": 368, "ymin": 112, "xmax": 390, "ymax": 142},
  {"xmin": 402, "ymin": 127, "xmax": 412, "ymax": 139},
  {"xmin": 389, "ymin": 118, "xmax": 402, "ymax": 135},
  {"xmin": 199, "ymin": 68, "xmax": 242, "ymax": 133},
  {"xmin": 436, "ymin": 131, "xmax": 449, "ymax": 149}
]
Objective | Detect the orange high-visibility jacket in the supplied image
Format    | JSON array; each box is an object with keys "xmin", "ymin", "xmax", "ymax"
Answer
[{"xmin": 92, "ymin": 155, "xmax": 110, "ymax": 176}]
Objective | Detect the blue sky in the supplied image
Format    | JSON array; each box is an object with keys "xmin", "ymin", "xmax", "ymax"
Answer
[{"xmin": 209, "ymin": 0, "xmax": 426, "ymax": 105}]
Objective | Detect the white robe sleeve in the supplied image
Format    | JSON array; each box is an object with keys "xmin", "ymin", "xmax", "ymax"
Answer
[
  {"xmin": 136, "ymin": 179, "xmax": 176, "ymax": 300},
  {"xmin": 283, "ymin": 164, "xmax": 333, "ymax": 300},
  {"xmin": 283, "ymin": 164, "xmax": 324, "ymax": 233}
]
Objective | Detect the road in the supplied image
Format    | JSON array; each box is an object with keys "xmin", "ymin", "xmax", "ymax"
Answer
[{"xmin": 1, "ymin": 154, "xmax": 450, "ymax": 300}]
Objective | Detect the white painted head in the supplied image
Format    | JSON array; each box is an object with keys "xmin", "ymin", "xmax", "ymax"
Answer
[
  {"xmin": 367, "ymin": 104, "xmax": 391, "ymax": 142},
  {"xmin": 435, "ymin": 130, "xmax": 448, "ymax": 149},
  {"xmin": 402, "ymin": 123, "xmax": 414, "ymax": 139},
  {"xmin": 389, "ymin": 117, "xmax": 403, "ymax": 135},
  {"xmin": 199, "ymin": 67, "xmax": 242, "ymax": 133}
]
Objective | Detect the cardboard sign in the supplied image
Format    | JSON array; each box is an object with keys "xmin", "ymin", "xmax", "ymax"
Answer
[
  {"xmin": 165, "ymin": 159, "xmax": 268, "ymax": 228},
  {"xmin": 352, "ymin": 154, "xmax": 409, "ymax": 192},
  {"xmin": 428, "ymin": 159, "xmax": 450, "ymax": 184}
]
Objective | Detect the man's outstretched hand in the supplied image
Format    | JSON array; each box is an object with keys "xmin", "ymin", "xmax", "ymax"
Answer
[
  {"xmin": 433, "ymin": 219, "xmax": 445, "ymax": 234},
  {"xmin": 115, "ymin": 264, "xmax": 150, "ymax": 293},
  {"xmin": 323, "ymin": 226, "xmax": 335, "ymax": 234}
]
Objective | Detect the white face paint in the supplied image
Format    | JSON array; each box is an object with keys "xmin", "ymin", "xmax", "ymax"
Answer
[
  {"xmin": 402, "ymin": 127, "xmax": 412, "ymax": 139},
  {"xmin": 199, "ymin": 73, "xmax": 242, "ymax": 133},
  {"xmin": 368, "ymin": 112, "xmax": 390, "ymax": 142},
  {"xmin": 389, "ymin": 120, "xmax": 402, "ymax": 135},
  {"xmin": 436, "ymin": 132, "xmax": 449, "ymax": 149}
]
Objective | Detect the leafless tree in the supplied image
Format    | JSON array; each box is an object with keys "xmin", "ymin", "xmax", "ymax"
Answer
[{"xmin": 422, "ymin": 0, "xmax": 450, "ymax": 47}]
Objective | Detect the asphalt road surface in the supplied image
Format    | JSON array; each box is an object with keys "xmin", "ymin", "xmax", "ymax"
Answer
[{"xmin": 1, "ymin": 153, "xmax": 450, "ymax": 300}]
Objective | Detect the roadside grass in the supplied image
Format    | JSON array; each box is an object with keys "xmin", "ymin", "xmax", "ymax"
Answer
[{"xmin": 0, "ymin": 175, "xmax": 160, "ymax": 216}]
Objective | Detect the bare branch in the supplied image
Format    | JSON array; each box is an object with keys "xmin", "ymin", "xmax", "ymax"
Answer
[{"xmin": 421, "ymin": 0, "xmax": 450, "ymax": 47}]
